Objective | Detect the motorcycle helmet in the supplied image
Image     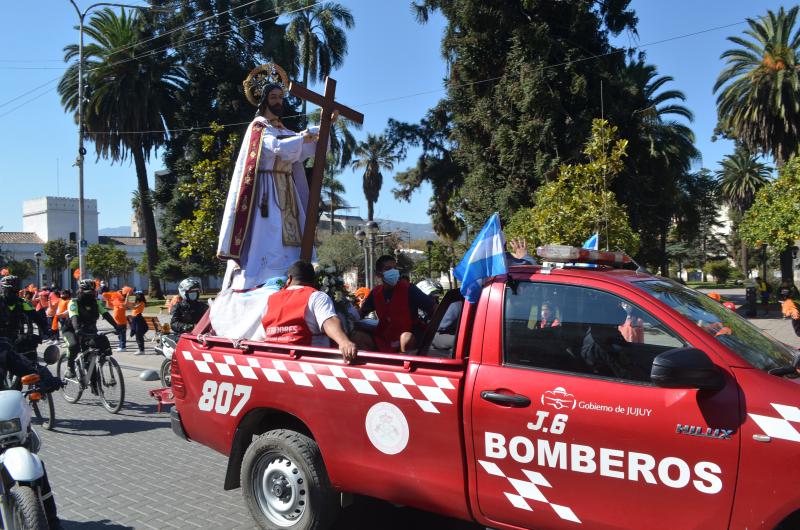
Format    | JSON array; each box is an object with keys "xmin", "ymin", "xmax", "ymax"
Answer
[
  {"xmin": 416, "ymin": 279, "xmax": 443, "ymax": 296},
  {"xmin": 78, "ymin": 279, "xmax": 96, "ymax": 292},
  {"xmin": 0, "ymin": 275, "xmax": 19, "ymax": 298},
  {"xmin": 178, "ymin": 277, "xmax": 202, "ymax": 301}
]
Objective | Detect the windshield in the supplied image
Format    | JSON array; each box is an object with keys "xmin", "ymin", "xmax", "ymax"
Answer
[{"xmin": 636, "ymin": 279, "xmax": 796, "ymax": 371}]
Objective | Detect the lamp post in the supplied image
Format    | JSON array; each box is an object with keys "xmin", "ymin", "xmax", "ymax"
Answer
[
  {"xmin": 68, "ymin": 1, "xmax": 163, "ymax": 281},
  {"xmin": 426, "ymin": 240, "xmax": 434, "ymax": 279},
  {"xmin": 366, "ymin": 221, "xmax": 380, "ymax": 290},
  {"xmin": 64, "ymin": 253, "xmax": 72, "ymax": 290},
  {"xmin": 34, "ymin": 252, "xmax": 42, "ymax": 288},
  {"xmin": 355, "ymin": 230, "xmax": 367, "ymax": 288}
]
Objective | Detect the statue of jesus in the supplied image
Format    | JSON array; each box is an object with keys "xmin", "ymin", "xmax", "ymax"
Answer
[{"xmin": 217, "ymin": 64, "xmax": 324, "ymax": 291}]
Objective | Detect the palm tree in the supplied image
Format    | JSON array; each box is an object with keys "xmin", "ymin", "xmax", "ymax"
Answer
[
  {"xmin": 714, "ymin": 6, "xmax": 800, "ymax": 165},
  {"xmin": 282, "ymin": 1, "xmax": 354, "ymax": 115},
  {"xmin": 351, "ymin": 135, "xmax": 397, "ymax": 221},
  {"xmin": 617, "ymin": 60, "xmax": 700, "ymax": 274},
  {"xmin": 716, "ymin": 146, "xmax": 772, "ymax": 273},
  {"xmin": 58, "ymin": 9, "xmax": 185, "ymax": 298},
  {"xmin": 321, "ymin": 170, "xmax": 349, "ymax": 233}
]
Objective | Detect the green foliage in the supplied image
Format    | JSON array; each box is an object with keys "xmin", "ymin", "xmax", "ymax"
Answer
[
  {"xmin": 505, "ymin": 120, "xmax": 639, "ymax": 254},
  {"xmin": 351, "ymin": 135, "xmax": 398, "ymax": 221},
  {"xmin": 714, "ymin": 6, "xmax": 800, "ymax": 164},
  {"xmin": 741, "ymin": 156, "xmax": 800, "ymax": 248},
  {"xmin": 42, "ymin": 239, "xmax": 77, "ymax": 275},
  {"xmin": 174, "ymin": 123, "xmax": 238, "ymax": 268},
  {"xmin": 317, "ymin": 233, "xmax": 364, "ymax": 276},
  {"xmin": 5, "ymin": 260, "xmax": 34, "ymax": 281},
  {"xmin": 702, "ymin": 260, "xmax": 733, "ymax": 284},
  {"xmin": 85, "ymin": 244, "xmax": 136, "ymax": 282}
]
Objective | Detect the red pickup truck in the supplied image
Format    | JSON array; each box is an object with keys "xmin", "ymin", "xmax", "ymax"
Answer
[{"xmin": 170, "ymin": 250, "xmax": 800, "ymax": 530}]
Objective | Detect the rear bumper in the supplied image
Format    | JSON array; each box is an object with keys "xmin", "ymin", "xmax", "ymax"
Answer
[{"xmin": 171, "ymin": 408, "xmax": 188, "ymax": 441}]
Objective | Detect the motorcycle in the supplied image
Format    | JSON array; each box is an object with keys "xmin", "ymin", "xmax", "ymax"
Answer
[
  {"xmin": 0, "ymin": 347, "xmax": 60, "ymax": 529},
  {"xmin": 154, "ymin": 333, "xmax": 179, "ymax": 387}
]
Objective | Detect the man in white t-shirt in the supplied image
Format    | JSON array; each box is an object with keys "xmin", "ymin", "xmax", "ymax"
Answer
[{"xmin": 254, "ymin": 261, "xmax": 357, "ymax": 362}]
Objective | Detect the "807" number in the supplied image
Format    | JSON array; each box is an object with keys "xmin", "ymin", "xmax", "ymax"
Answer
[{"xmin": 198, "ymin": 380, "xmax": 252, "ymax": 416}]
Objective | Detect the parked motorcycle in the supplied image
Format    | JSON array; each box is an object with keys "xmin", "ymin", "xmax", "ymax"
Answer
[
  {"xmin": 154, "ymin": 333, "xmax": 179, "ymax": 387},
  {"xmin": 0, "ymin": 351, "xmax": 60, "ymax": 530}
]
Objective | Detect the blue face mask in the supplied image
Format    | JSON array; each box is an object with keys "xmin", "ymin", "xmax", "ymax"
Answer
[
  {"xmin": 187, "ymin": 292, "xmax": 199, "ymax": 301},
  {"xmin": 382, "ymin": 269, "xmax": 400, "ymax": 287}
]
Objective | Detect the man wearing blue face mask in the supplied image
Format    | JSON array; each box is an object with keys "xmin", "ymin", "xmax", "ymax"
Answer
[{"xmin": 359, "ymin": 255, "xmax": 434, "ymax": 352}]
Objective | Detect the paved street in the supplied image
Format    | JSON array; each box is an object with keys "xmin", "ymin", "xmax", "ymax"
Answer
[{"xmin": 37, "ymin": 323, "xmax": 478, "ymax": 530}]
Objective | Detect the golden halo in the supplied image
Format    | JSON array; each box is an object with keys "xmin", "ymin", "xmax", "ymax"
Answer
[{"xmin": 243, "ymin": 63, "xmax": 289, "ymax": 107}]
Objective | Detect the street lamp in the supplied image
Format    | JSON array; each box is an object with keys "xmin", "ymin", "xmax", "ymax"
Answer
[
  {"xmin": 366, "ymin": 222, "xmax": 380, "ymax": 290},
  {"xmin": 68, "ymin": 1, "xmax": 164, "ymax": 281},
  {"xmin": 355, "ymin": 230, "xmax": 367, "ymax": 288},
  {"xmin": 33, "ymin": 252, "xmax": 42, "ymax": 288},
  {"xmin": 64, "ymin": 253, "xmax": 72, "ymax": 290},
  {"xmin": 426, "ymin": 240, "xmax": 434, "ymax": 279}
]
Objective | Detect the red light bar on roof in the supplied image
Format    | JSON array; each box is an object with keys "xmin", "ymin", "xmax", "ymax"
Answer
[{"xmin": 536, "ymin": 244, "xmax": 632, "ymax": 266}]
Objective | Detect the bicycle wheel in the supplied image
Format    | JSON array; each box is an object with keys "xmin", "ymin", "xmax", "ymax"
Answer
[
  {"xmin": 98, "ymin": 356, "xmax": 125, "ymax": 414},
  {"xmin": 31, "ymin": 392, "xmax": 55, "ymax": 430},
  {"xmin": 56, "ymin": 353, "xmax": 83, "ymax": 404}
]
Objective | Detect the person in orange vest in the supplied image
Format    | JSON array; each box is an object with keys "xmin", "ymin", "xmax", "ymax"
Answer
[
  {"xmin": 358, "ymin": 255, "xmax": 434, "ymax": 353},
  {"xmin": 102, "ymin": 286, "xmax": 133, "ymax": 351},
  {"xmin": 53, "ymin": 289, "xmax": 71, "ymax": 337},
  {"xmin": 254, "ymin": 261, "xmax": 357, "ymax": 362}
]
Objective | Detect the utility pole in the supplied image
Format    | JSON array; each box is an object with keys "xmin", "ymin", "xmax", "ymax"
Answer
[{"xmin": 68, "ymin": 1, "xmax": 162, "ymax": 280}]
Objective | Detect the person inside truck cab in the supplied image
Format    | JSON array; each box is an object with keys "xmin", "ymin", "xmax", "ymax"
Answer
[
  {"xmin": 534, "ymin": 301, "xmax": 561, "ymax": 328},
  {"xmin": 358, "ymin": 255, "xmax": 434, "ymax": 353},
  {"xmin": 170, "ymin": 278, "xmax": 208, "ymax": 334},
  {"xmin": 252, "ymin": 260, "xmax": 358, "ymax": 363}
]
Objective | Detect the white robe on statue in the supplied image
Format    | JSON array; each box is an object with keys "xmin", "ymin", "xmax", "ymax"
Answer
[{"xmin": 211, "ymin": 117, "xmax": 319, "ymax": 339}]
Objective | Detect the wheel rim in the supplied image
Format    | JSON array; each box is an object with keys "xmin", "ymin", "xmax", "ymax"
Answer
[
  {"xmin": 58, "ymin": 356, "xmax": 82, "ymax": 403},
  {"xmin": 253, "ymin": 453, "xmax": 308, "ymax": 527},
  {"xmin": 99, "ymin": 360, "xmax": 121, "ymax": 410}
]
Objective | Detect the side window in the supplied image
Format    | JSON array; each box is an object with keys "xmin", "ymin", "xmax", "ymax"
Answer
[{"xmin": 503, "ymin": 282, "xmax": 686, "ymax": 383}]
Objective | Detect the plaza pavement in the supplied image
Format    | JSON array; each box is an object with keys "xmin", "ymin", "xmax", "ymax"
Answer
[{"xmin": 35, "ymin": 295, "xmax": 798, "ymax": 529}]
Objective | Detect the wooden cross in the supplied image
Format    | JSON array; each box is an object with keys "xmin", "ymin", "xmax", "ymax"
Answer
[{"xmin": 290, "ymin": 77, "xmax": 364, "ymax": 261}]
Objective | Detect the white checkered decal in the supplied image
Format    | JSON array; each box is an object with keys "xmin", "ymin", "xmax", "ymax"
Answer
[
  {"xmin": 478, "ymin": 460, "xmax": 581, "ymax": 524},
  {"xmin": 181, "ymin": 350, "xmax": 456, "ymax": 414},
  {"xmin": 749, "ymin": 403, "xmax": 800, "ymax": 442}
]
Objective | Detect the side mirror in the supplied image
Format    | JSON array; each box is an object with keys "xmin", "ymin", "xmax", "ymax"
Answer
[
  {"xmin": 651, "ymin": 347, "xmax": 725, "ymax": 391},
  {"xmin": 42, "ymin": 345, "xmax": 60, "ymax": 366}
]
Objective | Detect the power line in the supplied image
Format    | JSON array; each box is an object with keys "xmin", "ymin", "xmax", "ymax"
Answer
[
  {"xmin": 0, "ymin": 86, "xmax": 59, "ymax": 119},
  {"xmin": 0, "ymin": 76, "xmax": 61, "ymax": 109}
]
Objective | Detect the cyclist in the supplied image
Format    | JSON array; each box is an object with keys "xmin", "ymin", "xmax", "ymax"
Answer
[
  {"xmin": 64, "ymin": 279, "xmax": 123, "ymax": 379},
  {"xmin": 170, "ymin": 278, "xmax": 209, "ymax": 333},
  {"xmin": 0, "ymin": 275, "xmax": 46, "ymax": 357}
]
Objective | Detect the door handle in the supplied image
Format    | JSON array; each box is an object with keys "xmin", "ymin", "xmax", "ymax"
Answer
[{"xmin": 481, "ymin": 390, "xmax": 531, "ymax": 407}]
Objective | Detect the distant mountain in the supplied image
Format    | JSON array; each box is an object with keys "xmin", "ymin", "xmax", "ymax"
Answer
[
  {"xmin": 99, "ymin": 226, "xmax": 131, "ymax": 237},
  {"xmin": 375, "ymin": 219, "xmax": 436, "ymax": 241}
]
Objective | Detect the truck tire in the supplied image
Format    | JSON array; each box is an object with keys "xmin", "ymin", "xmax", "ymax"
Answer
[{"xmin": 241, "ymin": 429, "xmax": 339, "ymax": 530}]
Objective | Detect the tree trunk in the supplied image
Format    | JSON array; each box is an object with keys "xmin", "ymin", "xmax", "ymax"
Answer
[
  {"xmin": 367, "ymin": 200, "xmax": 374, "ymax": 222},
  {"xmin": 780, "ymin": 246, "xmax": 794, "ymax": 284},
  {"xmin": 132, "ymin": 144, "xmax": 164, "ymax": 299},
  {"xmin": 301, "ymin": 32, "xmax": 310, "ymax": 118},
  {"xmin": 330, "ymin": 189, "xmax": 335, "ymax": 234},
  {"xmin": 659, "ymin": 223, "xmax": 668, "ymax": 277},
  {"xmin": 741, "ymin": 240, "xmax": 748, "ymax": 278}
]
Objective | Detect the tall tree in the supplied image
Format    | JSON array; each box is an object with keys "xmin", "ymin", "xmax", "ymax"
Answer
[
  {"xmin": 716, "ymin": 146, "xmax": 772, "ymax": 273},
  {"xmin": 282, "ymin": 0, "xmax": 354, "ymax": 114},
  {"xmin": 714, "ymin": 6, "xmax": 800, "ymax": 165},
  {"xmin": 351, "ymin": 134, "xmax": 398, "ymax": 221},
  {"xmin": 58, "ymin": 8, "xmax": 186, "ymax": 298},
  {"xmin": 613, "ymin": 59, "xmax": 700, "ymax": 274}
]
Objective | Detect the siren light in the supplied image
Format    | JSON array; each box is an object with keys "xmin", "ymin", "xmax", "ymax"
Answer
[{"xmin": 536, "ymin": 244, "xmax": 632, "ymax": 267}]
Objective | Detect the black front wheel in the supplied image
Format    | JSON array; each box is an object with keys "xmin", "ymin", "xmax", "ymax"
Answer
[
  {"xmin": 160, "ymin": 358, "xmax": 172, "ymax": 387},
  {"xmin": 56, "ymin": 354, "xmax": 83, "ymax": 404},
  {"xmin": 31, "ymin": 392, "xmax": 56, "ymax": 430},
  {"xmin": 241, "ymin": 429, "xmax": 339, "ymax": 530},
  {"xmin": 98, "ymin": 356, "xmax": 125, "ymax": 414},
  {"xmin": 9, "ymin": 484, "xmax": 48, "ymax": 530}
]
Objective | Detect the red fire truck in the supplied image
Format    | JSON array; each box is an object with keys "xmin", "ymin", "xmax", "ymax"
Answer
[{"xmin": 170, "ymin": 245, "xmax": 800, "ymax": 530}]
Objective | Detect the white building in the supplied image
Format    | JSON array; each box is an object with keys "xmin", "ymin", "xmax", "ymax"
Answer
[{"xmin": 23, "ymin": 196, "xmax": 98, "ymax": 246}]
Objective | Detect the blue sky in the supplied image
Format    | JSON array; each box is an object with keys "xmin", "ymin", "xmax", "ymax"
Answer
[{"xmin": 0, "ymin": 0, "xmax": 787, "ymax": 232}]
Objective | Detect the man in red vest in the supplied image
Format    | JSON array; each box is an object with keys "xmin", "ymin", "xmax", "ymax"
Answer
[
  {"xmin": 359, "ymin": 255, "xmax": 435, "ymax": 353},
  {"xmin": 256, "ymin": 261, "xmax": 357, "ymax": 362}
]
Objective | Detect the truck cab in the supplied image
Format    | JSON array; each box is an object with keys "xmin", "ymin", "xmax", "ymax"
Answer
[{"xmin": 171, "ymin": 246, "xmax": 800, "ymax": 530}]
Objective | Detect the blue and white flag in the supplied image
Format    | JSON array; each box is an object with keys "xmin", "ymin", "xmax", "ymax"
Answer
[
  {"xmin": 454, "ymin": 213, "xmax": 507, "ymax": 304},
  {"xmin": 583, "ymin": 233, "xmax": 599, "ymax": 250}
]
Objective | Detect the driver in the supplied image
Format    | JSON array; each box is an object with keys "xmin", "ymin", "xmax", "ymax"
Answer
[
  {"xmin": 64, "ymin": 279, "xmax": 122, "ymax": 379},
  {"xmin": 170, "ymin": 278, "xmax": 209, "ymax": 334}
]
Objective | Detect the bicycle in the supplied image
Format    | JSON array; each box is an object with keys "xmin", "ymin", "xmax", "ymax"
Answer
[{"xmin": 55, "ymin": 330, "xmax": 126, "ymax": 414}]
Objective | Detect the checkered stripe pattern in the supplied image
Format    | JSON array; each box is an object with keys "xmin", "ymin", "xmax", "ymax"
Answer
[
  {"xmin": 181, "ymin": 350, "xmax": 456, "ymax": 414},
  {"xmin": 748, "ymin": 403, "xmax": 800, "ymax": 443},
  {"xmin": 478, "ymin": 460, "xmax": 581, "ymax": 524}
]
